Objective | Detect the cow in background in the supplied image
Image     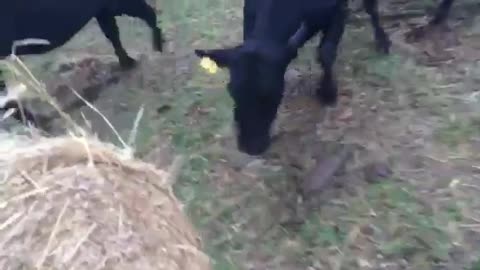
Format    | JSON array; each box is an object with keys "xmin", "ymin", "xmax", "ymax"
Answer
[{"xmin": 0, "ymin": 0, "xmax": 164, "ymax": 126}]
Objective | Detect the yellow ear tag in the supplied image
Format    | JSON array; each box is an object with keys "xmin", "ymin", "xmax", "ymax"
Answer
[{"xmin": 199, "ymin": 57, "xmax": 218, "ymax": 74}]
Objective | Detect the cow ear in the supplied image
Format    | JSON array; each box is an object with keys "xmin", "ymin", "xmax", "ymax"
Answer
[{"xmin": 194, "ymin": 48, "xmax": 236, "ymax": 68}]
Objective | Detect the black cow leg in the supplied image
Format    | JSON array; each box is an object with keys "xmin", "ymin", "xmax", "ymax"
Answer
[
  {"xmin": 123, "ymin": 1, "xmax": 164, "ymax": 52},
  {"xmin": 316, "ymin": 1, "xmax": 347, "ymax": 105},
  {"xmin": 317, "ymin": 42, "xmax": 339, "ymax": 106},
  {"xmin": 0, "ymin": 73, "xmax": 5, "ymax": 92},
  {"xmin": 96, "ymin": 12, "xmax": 137, "ymax": 69},
  {"xmin": 363, "ymin": 0, "xmax": 391, "ymax": 54},
  {"xmin": 429, "ymin": 0, "xmax": 454, "ymax": 26}
]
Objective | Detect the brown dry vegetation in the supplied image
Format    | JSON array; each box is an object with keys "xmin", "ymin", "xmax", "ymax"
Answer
[{"xmin": 0, "ymin": 134, "xmax": 210, "ymax": 269}]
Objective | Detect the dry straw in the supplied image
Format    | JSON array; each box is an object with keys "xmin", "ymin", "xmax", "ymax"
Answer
[
  {"xmin": 0, "ymin": 134, "xmax": 211, "ymax": 270},
  {"xmin": 0, "ymin": 40, "xmax": 211, "ymax": 270}
]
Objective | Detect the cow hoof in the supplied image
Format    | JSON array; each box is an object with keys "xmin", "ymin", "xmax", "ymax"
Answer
[
  {"xmin": 154, "ymin": 41, "xmax": 163, "ymax": 52},
  {"xmin": 316, "ymin": 79, "xmax": 338, "ymax": 106},
  {"xmin": 317, "ymin": 92, "xmax": 337, "ymax": 106},
  {"xmin": 120, "ymin": 57, "xmax": 138, "ymax": 70},
  {"xmin": 376, "ymin": 39, "xmax": 391, "ymax": 54},
  {"xmin": 153, "ymin": 32, "xmax": 164, "ymax": 52}
]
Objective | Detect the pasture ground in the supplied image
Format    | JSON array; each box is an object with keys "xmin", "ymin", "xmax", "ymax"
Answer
[{"xmin": 12, "ymin": 0, "xmax": 480, "ymax": 269}]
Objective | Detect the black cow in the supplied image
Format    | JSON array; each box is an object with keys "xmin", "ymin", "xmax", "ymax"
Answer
[
  {"xmin": 194, "ymin": 0, "xmax": 456, "ymax": 156},
  {"xmin": 0, "ymin": 0, "xmax": 163, "ymax": 67},
  {"xmin": 194, "ymin": 0, "xmax": 390, "ymax": 155},
  {"xmin": 0, "ymin": 0, "xmax": 164, "ymax": 126}
]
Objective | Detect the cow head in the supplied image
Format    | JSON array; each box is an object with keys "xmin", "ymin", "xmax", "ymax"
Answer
[{"xmin": 194, "ymin": 26, "xmax": 307, "ymax": 155}]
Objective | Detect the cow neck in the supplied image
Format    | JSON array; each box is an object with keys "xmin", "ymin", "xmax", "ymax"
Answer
[{"xmin": 250, "ymin": 0, "xmax": 303, "ymax": 45}]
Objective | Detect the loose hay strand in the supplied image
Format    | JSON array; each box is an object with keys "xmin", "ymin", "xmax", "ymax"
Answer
[
  {"xmin": 166, "ymin": 155, "xmax": 185, "ymax": 185},
  {"xmin": 0, "ymin": 202, "xmax": 37, "ymax": 250},
  {"xmin": 20, "ymin": 170, "xmax": 41, "ymax": 189},
  {"xmin": 69, "ymin": 88, "xmax": 130, "ymax": 152},
  {"xmin": 128, "ymin": 105, "xmax": 145, "ymax": 148},
  {"xmin": 36, "ymin": 199, "xmax": 71, "ymax": 269},
  {"xmin": 117, "ymin": 205, "xmax": 124, "ymax": 235},
  {"xmin": 0, "ymin": 211, "xmax": 24, "ymax": 231},
  {"xmin": 74, "ymin": 135, "xmax": 94, "ymax": 167},
  {"xmin": 63, "ymin": 223, "xmax": 98, "ymax": 264},
  {"xmin": 0, "ymin": 186, "xmax": 51, "ymax": 209}
]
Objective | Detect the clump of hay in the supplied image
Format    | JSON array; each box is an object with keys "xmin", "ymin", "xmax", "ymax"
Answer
[{"xmin": 0, "ymin": 133, "xmax": 211, "ymax": 270}]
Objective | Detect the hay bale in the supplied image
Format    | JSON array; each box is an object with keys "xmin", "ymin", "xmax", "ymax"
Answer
[{"xmin": 0, "ymin": 133, "xmax": 211, "ymax": 270}]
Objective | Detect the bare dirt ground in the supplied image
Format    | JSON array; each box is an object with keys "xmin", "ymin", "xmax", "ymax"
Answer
[{"xmin": 8, "ymin": 0, "xmax": 480, "ymax": 269}]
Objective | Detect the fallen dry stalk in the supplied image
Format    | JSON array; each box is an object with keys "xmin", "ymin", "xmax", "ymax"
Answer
[{"xmin": 36, "ymin": 199, "xmax": 71, "ymax": 269}]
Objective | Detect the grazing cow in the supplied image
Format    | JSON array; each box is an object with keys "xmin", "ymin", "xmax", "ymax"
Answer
[
  {"xmin": 0, "ymin": 0, "xmax": 164, "ymax": 126},
  {"xmin": 195, "ymin": 0, "xmax": 392, "ymax": 155},
  {"xmin": 194, "ymin": 0, "xmax": 456, "ymax": 156}
]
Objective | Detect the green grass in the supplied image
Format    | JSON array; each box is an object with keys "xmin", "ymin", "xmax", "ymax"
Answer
[
  {"xmin": 435, "ymin": 117, "xmax": 480, "ymax": 147},
  {"xmin": 367, "ymin": 183, "xmax": 454, "ymax": 260},
  {"xmin": 468, "ymin": 259, "xmax": 480, "ymax": 270}
]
